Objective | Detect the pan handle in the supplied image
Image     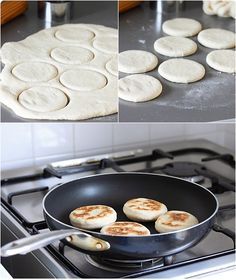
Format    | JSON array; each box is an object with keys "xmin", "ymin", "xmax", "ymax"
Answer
[{"xmin": 1, "ymin": 229, "xmax": 110, "ymax": 257}]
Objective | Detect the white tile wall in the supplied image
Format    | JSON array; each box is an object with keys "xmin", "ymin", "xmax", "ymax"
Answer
[{"xmin": 1, "ymin": 123, "xmax": 235, "ymax": 171}]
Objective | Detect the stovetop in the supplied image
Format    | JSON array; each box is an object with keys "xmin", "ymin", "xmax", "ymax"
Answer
[{"xmin": 1, "ymin": 139, "xmax": 235, "ymax": 278}]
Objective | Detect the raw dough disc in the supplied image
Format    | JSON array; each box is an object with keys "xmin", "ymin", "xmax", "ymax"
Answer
[
  {"xmin": 198, "ymin": 28, "xmax": 235, "ymax": 49},
  {"xmin": 93, "ymin": 37, "xmax": 118, "ymax": 54},
  {"xmin": 154, "ymin": 36, "xmax": 197, "ymax": 57},
  {"xmin": 119, "ymin": 74, "xmax": 162, "ymax": 102},
  {"xmin": 60, "ymin": 69, "xmax": 107, "ymax": 91},
  {"xmin": 162, "ymin": 18, "xmax": 202, "ymax": 37},
  {"xmin": 55, "ymin": 27, "xmax": 95, "ymax": 42},
  {"xmin": 119, "ymin": 50, "xmax": 158, "ymax": 74},
  {"xmin": 158, "ymin": 58, "xmax": 205, "ymax": 83},
  {"xmin": 106, "ymin": 57, "xmax": 118, "ymax": 76},
  {"xmin": 18, "ymin": 86, "xmax": 68, "ymax": 112},
  {"xmin": 12, "ymin": 62, "xmax": 57, "ymax": 82},
  {"xmin": 50, "ymin": 46, "xmax": 94, "ymax": 64},
  {"xmin": 206, "ymin": 50, "xmax": 236, "ymax": 73}
]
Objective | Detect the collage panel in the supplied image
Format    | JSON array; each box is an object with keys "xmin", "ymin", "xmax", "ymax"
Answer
[
  {"xmin": 119, "ymin": 0, "xmax": 235, "ymax": 122},
  {"xmin": 0, "ymin": 0, "xmax": 118, "ymax": 122},
  {"xmin": 1, "ymin": 122, "xmax": 235, "ymax": 277}
]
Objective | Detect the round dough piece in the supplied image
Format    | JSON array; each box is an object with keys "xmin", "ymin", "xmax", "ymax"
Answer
[
  {"xmin": 55, "ymin": 27, "xmax": 95, "ymax": 42},
  {"xmin": 18, "ymin": 86, "xmax": 68, "ymax": 112},
  {"xmin": 93, "ymin": 37, "xmax": 118, "ymax": 54},
  {"xmin": 123, "ymin": 198, "xmax": 168, "ymax": 222},
  {"xmin": 106, "ymin": 57, "xmax": 118, "ymax": 76},
  {"xmin": 158, "ymin": 58, "xmax": 205, "ymax": 83},
  {"xmin": 154, "ymin": 36, "xmax": 197, "ymax": 57},
  {"xmin": 60, "ymin": 69, "xmax": 107, "ymax": 91},
  {"xmin": 162, "ymin": 18, "xmax": 202, "ymax": 37},
  {"xmin": 206, "ymin": 50, "xmax": 236, "ymax": 73},
  {"xmin": 119, "ymin": 74, "xmax": 162, "ymax": 102},
  {"xmin": 155, "ymin": 210, "xmax": 199, "ymax": 233},
  {"xmin": 51, "ymin": 46, "xmax": 94, "ymax": 64},
  {"xmin": 12, "ymin": 62, "xmax": 57, "ymax": 82},
  {"xmin": 69, "ymin": 205, "xmax": 117, "ymax": 230},
  {"xmin": 197, "ymin": 28, "xmax": 235, "ymax": 49},
  {"xmin": 101, "ymin": 221, "xmax": 150, "ymax": 236},
  {"xmin": 119, "ymin": 50, "xmax": 158, "ymax": 74}
]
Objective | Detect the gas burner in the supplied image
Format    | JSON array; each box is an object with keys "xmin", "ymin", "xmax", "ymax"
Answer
[
  {"xmin": 162, "ymin": 162, "xmax": 205, "ymax": 184},
  {"xmin": 86, "ymin": 255, "xmax": 163, "ymax": 273}
]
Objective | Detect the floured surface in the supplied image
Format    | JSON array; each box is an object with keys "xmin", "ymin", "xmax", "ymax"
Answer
[
  {"xmin": 0, "ymin": 24, "xmax": 118, "ymax": 120},
  {"xmin": 119, "ymin": 1, "xmax": 235, "ymax": 122}
]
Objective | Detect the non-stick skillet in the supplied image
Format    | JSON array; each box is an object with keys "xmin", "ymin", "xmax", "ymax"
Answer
[{"xmin": 1, "ymin": 173, "xmax": 219, "ymax": 259}]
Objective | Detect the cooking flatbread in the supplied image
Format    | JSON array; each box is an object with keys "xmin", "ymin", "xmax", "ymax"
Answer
[
  {"xmin": 0, "ymin": 24, "xmax": 118, "ymax": 120},
  {"xmin": 69, "ymin": 205, "xmax": 117, "ymax": 230},
  {"xmin": 155, "ymin": 210, "xmax": 199, "ymax": 233},
  {"xmin": 123, "ymin": 198, "xmax": 167, "ymax": 222},
  {"xmin": 101, "ymin": 221, "xmax": 150, "ymax": 236}
]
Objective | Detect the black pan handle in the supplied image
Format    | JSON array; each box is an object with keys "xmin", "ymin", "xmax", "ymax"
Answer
[{"xmin": 212, "ymin": 224, "xmax": 235, "ymax": 244}]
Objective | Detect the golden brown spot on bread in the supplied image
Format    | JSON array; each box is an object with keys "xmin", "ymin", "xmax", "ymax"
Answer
[
  {"xmin": 128, "ymin": 199, "xmax": 161, "ymax": 211},
  {"xmin": 105, "ymin": 222, "xmax": 148, "ymax": 236},
  {"xmin": 72, "ymin": 205, "xmax": 113, "ymax": 220},
  {"xmin": 162, "ymin": 212, "xmax": 189, "ymax": 227}
]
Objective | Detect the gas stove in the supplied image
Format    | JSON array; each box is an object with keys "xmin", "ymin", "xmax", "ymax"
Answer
[{"xmin": 1, "ymin": 139, "xmax": 235, "ymax": 278}]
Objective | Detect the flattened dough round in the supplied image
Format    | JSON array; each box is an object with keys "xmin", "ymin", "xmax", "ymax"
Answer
[
  {"xmin": 123, "ymin": 198, "xmax": 168, "ymax": 222},
  {"xmin": 18, "ymin": 86, "xmax": 68, "ymax": 112},
  {"xmin": 60, "ymin": 69, "xmax": 107, "ymax": 91},
  {"xmin": 206, "ymin": 50, "xmax": 236, "ymax": 73},
  {"xmin": 93, "ymin": 37, "xmax": 118, "ymax": 54},
  {"xmin": 119, "ymin": 74, "xmax": 162, "ymax": 102},
  {"xmin": 158, "ymin": 58, "xmax": 205, "ymax": 83},
  {"xmin": 162, "ymin": 18, "xmax": 202, "ymax": 37},
  {"xmin": 155, "ymin": 210, "xmax": 199, "ymax": 233},
  {"xmin": 101, "ymin": 221, "xmax": 150, "ymax": 236},
  {"xmin": 119, "ymin": 50, "xmax": 158, "ymax": 74},
  {"xmin": 198, "ymin": 28, "xmax": 235, "ymax": 49},
  {"xmin": 69, "ymin": 205, "xmax": 117, "ymax": 230},
  {"xmin": 55, "ymin": 27, "xmax": 95, "ymax": 42},
  {"xmin": 154, "ymin": 36, "xmax": 197, "ymax": 57},
  {"xmin": 12, "ymin": 62, "xmax": 57, "ymax": 82},
  {"xmin": 106, "ymin": 57, "xmax": 118, "ymax": 76},
  {"xmin": 51, "ymin": 46, "xmax": 94, "ymax": 64}
]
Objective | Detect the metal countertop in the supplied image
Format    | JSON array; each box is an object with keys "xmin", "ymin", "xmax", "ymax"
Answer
[
  {"xmin": 119, "ymin": 1, "xmax": 235, "ymax": 122},
  {"xmin": 1, "ymin": 1, "xmax": 118, "ymax": 123}
]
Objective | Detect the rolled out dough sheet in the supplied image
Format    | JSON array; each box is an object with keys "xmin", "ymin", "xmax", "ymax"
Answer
[{"xmin": 0, "ymin": 24, "xmax": 118, "ymax": 120}]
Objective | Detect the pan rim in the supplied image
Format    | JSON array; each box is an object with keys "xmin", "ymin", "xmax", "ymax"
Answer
[{"xmin": 42, "ymin": 172, "xmax": 219, "ymax": 237}]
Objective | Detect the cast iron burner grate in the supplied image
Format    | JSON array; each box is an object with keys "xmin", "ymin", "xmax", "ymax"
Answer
[{"xmin": 86, "ymin": 255, "xmax": 163, "ymax": 273}]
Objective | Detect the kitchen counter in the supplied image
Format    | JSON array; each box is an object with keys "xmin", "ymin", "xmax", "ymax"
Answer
[
  {"xmin": 1, "ymin": 1, "xmax": 118, "ymax": 123},
  {"xmin": 119, "ymin": 1, "xmax": 235, "ymax": 122}
]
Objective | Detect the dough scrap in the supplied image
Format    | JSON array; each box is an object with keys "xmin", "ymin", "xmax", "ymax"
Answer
[
  {"xmin": 119, "ymin": 50, "xmax": 158, "ymax": 74},
  {"xmin": 60, "ymin": 69, "xmax": 107, "ymax": 91},
  {"xmin": 12, "ymin": 62, "xmax": 58, "ymax": 82},
  {"xmin": 50, "ymin": 46, "xmax": 94, "ymax": 64},
  {"xmin": 106, "ymin": 57, "xmax": 118, "ymax": 76},
  {"xmin": 18, "ymin": 86, "xmax": 68, "ymax": 112},
  {"xmin": 154, "ymin": 36, "xmax": 197, "ymax": 57},
  {"xmin": 162, "ymin": 18, "xmax": 202, "ymax": 37},
  {"xmin": 198, "ymin": 28, "xmax": 235, "ymax": 49},
  {"xmin": 93, "ymin": 37, "xmax": 118, "ymax": 54},
  {"xmin": 119, "ymin": 74, "xmax": 162, "ymax": 102},
  {"xmin": 203, "ymin": 0, "xmax": 236, "ymax": 18},
  {"xmin": 206, "ymin": 50, "xmax": 236, "ymax": 73},
  {"xmin": 158, "ymin": 58, "xmax": 205, "ymax": 83},
  {"xmin": 0, "ymin": 24, "xmax": 118, "ymax": 120}
]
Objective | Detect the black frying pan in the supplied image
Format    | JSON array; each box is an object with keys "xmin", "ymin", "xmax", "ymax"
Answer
[{"xmin": 1, "ymin": 173, "xmax": 218, "ymax": 260}]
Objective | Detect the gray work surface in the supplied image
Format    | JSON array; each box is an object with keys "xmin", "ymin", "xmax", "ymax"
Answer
[
  {"xmin": 1, "ymin": 1, "xmax": 118, "ymax": 123},
  {"xmin": 119, "ymin": 1, "xmax": 235, "ymax": 122}
]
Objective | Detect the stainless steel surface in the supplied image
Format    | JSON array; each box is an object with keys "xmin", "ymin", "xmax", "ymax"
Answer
[
  {"xmin": 1, "ymin": 139, "xmax": 235, "ymax": 278},
  {"xmin": 1, "ymin": 1, "xmax": 117, "ymax": 123},
  {"xmin": 1, "ymin": 229, "xmax": 110, "ymax": 257},
  {"xmin": 119, "ymin": 1, "xmax": 235, "ymax": 122},
  {"xmin": 38, "ymin": 1, "xmax": 71, "ymax": 24}
]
